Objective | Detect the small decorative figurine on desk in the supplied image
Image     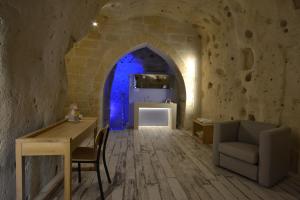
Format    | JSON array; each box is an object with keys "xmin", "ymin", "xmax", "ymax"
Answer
[
  {"xmin": 165, "ymin": 98, "xmax": 171, "ymax": 103},
  {"xmin": 65, "ymin": 103, "xmax": 83, "ymax": 122}
]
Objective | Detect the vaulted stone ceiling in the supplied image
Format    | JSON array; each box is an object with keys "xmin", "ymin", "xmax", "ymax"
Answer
[
  {"xmin": 66, "ymin": 0, "xmax": 300, "ymax": 171},
  {"xmin": 130, "ymin": 48, "xmax": 169, "ymax": 73},
  {"xmin": 69, "ymin": 0, "xmax": 300, "ymax": 129},
  {"xmin": 0, "ymin": 0, "xmax": 300, "ymax": 199}
]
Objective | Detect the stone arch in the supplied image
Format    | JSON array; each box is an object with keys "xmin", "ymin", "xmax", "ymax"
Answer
[{"xmin": 92, "ymin": 33, "xmax": 193, "ymax": 128}]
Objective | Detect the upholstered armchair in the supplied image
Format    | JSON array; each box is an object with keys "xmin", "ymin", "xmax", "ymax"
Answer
[{"xmin": 213, "ymin": 120, "xmax": 291, "ymax": 187}]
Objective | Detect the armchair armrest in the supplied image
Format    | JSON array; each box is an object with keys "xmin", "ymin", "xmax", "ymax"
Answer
[
  {"xmin": 213, "ymin": 121, "xmax": 240, "ymax": 165},
  {"xmin": 258, "ymin": 126, "xmax": 291, "ymax": 187}
]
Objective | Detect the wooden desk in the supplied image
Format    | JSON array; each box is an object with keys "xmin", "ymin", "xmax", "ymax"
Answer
[
  {"xmin": 15, "ymin": 117, "xmax": 97, "ymax": 200},
  {"xmin": 193, "ymin": 120, "xmax": 214, "ymax": 144}
]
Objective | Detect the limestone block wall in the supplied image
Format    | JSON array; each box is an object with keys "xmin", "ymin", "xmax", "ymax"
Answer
[
  {"xmin": 66, "ymin": 0, "xmax": 300, "ymax": 171},
  {"xmin": 0, "ymin": 1, "xmax": 99, "ymax": 199},
  {"xmin": 198, "ymin": 0, "xmax": 300, "ymax": 170},
  {"xmin": 200, "ymin": 0, "xmax": 299, "ymax": 123},
  {"xmin": 65, "ymin": 16, "xmax": 202, "ymax": 128}
]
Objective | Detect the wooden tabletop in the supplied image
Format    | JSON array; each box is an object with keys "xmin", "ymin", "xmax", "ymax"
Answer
[
  {"xmin": 17, "ymin": 117, "xmax": 97, "ymax": 142},
  {"xmin": 193, "ymin": 119, "xmax": 214, "ymax": 126}
]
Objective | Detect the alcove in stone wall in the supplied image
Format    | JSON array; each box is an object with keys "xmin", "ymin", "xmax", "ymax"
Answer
[{"xmin": 102, "ymin": 46, "xmax": 187, "ymax": 129}]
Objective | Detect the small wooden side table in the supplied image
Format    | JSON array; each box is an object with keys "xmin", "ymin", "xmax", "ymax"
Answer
[{"xmin": 193, "ymin": 120, "xmax": 214, "ymax": 144}]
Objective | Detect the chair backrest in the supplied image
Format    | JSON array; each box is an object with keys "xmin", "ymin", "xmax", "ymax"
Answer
[
  {"xmin": 238, "ymin": 120, "xmax": 277, "ymax": 145},
  {"xmin": 102, "ymin": 124, "xmax": 110, "ymax": 156},
  {"xmin": 95, "ymin": 125, "xmax": 110, "ymax": 161},
  {"xmin": 95, "ymin": 126, "xmax": 107, "ymax": 161}
]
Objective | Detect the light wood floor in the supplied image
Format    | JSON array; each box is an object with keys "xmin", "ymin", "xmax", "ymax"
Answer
[{"xmin": 52, "ymin": 127, "xmax": 300, "ymax": 200}]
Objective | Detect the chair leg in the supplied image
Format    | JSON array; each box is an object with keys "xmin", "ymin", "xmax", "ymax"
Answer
[
  {"xmin": 96, "ymin": 163, "xmax": 105, "ymax": 200},
  {"xmin": 78, "ymin": 162, "xmax": 81, "ymax": 183},
  {"xmin": 103, "ymin": 153, "xmax": 111, "ymax": 183}
]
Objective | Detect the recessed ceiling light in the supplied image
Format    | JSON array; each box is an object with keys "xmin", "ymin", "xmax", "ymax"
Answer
[{"xmin": 92, "ymin": 21, "xmax": 98, "ymax": 27}]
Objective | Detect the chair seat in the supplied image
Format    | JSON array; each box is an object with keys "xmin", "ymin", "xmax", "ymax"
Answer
[
  {"xmin": 219, "ymin": 142, "xmax": 258, "ymax": 164},
  {"xmin": 72, "ymin": 147, "xmax": 97, "ymax": 162}
]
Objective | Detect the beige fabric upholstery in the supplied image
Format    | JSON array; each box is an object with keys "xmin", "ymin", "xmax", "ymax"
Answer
[
  {"xmin": 213, "ymin": 120, "xmax": 291, "ymax": 187},
  {"xmin": 259, "ymin": 126, "xmax": 291, "ymax": 187},
  {"xmin": 220, "ymin": 154, "xmax": 258, "ymax": 180},
  {"xmin": 238, "ymin": 120, "xmax": 276, "ymax": 145},
  {"xmin": 213, "ymin": 120, "xmax": 240, "ymax": 165},
  {"xmin": 219, "ymin": 142, "xmax": 258, "ymax": 164}
]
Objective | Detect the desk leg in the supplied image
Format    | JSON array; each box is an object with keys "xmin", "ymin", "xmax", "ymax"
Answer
[
  {"xmin": 16, "ymin": 142, "xmax": 24, "ymax": 200},
  {"xmin": 64, "ymin": 144, "xmax": 72, "ymax": 200}
]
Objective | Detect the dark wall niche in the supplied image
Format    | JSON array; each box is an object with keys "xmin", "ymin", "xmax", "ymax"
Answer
[
  {"xmin": 245, "ymin": 72, "xmax": 252, "ymax": 82},
  {"xmin": 293, "ymin": 0, "xmax": 300, "ymax": 9},
  {"xmin": 242, "ymin": 87, "xmax": 247, "ymax": 94},
  {"xmin": 280, "ymin": 20, "xmax": 288, "ymax": 27},
  {"xmin": 248, "ymin": 114, "xmax": 256, "ymax": 121},
  {"xmin": 216, "ymin": 68, "xmax": 225, "ymax": 77},
  {"xmin": 242, "ymin": 48, "xmax": 254, "ymax": 70},
  {"xmin": 245, "ymin": 30, "xmax": 253, "ymax": 39}
]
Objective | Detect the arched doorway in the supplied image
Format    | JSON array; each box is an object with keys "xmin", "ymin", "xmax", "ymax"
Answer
[{"xmin": 103, "ymin": 46, "xmax": 186, "ymax": 130}]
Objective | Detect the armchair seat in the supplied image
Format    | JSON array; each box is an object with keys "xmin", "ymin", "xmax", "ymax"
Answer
[
  {"xmin": 219, "ymin": 142, "xmax": 258, "ymax": 164},
  {"xmin": 213, "ymin": 120, "xmax": 291, "ymax": 187}
]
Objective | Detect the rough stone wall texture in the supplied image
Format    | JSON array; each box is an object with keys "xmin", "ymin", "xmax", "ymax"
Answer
[
  {"xmin": 66, "ymin": 0, "xmax": 300, "ymax": 171},
  {"xmin": 65, "ymin": 15, "xmax": 201, "ymax": 128},
  {"xmin": 199, "ymin": 0, "xmax": 300, "ymax": 171},
  {"xmin": 0, "ymin": 1, "xmax": 100, "ymax": 199},
  {"xmin": 200, "ymin": 0, "xmax": 300, "ymax": 170}
]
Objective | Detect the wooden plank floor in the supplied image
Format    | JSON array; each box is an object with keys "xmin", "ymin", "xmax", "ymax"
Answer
[{"xmin": 51, "ymin": 127, "xmax": 300, "ymax": 200}]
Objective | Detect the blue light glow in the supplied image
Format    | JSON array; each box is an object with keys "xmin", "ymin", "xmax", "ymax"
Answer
[{"xmin": 110, "ymin": 53, "xmax": 144, "ymax": 130}]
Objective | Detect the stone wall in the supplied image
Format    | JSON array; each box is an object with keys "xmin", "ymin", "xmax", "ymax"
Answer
[
  {"xmin": 0, "ymin": 1, "xmax": 100, "ymax": 199},
  {"xmin": 199, "ymin": 0, "xmax": 300, "ymax": 170},
  {"xmin": 66, "ymin": 0, "xmax": 300, "ymax": 171},
  {"xmin": 65, "ymin": 16, "xmax": 202, "ymax": 128}
]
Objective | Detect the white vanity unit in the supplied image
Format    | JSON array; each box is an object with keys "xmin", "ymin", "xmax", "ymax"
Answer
[{"xmin": 133, "ymin": 102, "xmax": 177, "ymax": 129}]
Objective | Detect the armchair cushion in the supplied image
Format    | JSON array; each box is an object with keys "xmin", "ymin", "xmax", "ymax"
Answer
[
  {"xmin": 238, "ymin": 120, "xmax": 276, "ymax": 145},
  {"xmin": 213, "ymin": 120, "xmax": 290, "ymax": 187},
  {"xmin": 213, "ymin": 120, "xmax": 240, "ymax": 165},
  {"xmin": 219, "ymin": 142, "xmax": 259, "ymax": 164}
]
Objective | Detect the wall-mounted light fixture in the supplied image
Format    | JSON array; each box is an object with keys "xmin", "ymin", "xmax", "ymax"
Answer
[
  {"xmin": 92, "ymin": 21, "xmax": 98, "ymax": 27},
  {"xmin": 185, "ymin": 56, "xmax": 196, "ymax": 110}
]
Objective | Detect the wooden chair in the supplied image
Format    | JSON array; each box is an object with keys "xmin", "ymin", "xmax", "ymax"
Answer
[{"xmin": 72, "ymin": 125, "xmax": 112, "ymax": 199}]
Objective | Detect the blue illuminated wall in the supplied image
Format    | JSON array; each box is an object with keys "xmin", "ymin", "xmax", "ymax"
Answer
[{"xmin": 110, "ymin": 53, "xmax": 144, "ymax": 130}]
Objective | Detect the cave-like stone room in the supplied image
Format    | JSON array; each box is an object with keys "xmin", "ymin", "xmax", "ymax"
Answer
[{"xmin": 1, "ymin": 0, "xmax": 300, "ymax": 199}]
